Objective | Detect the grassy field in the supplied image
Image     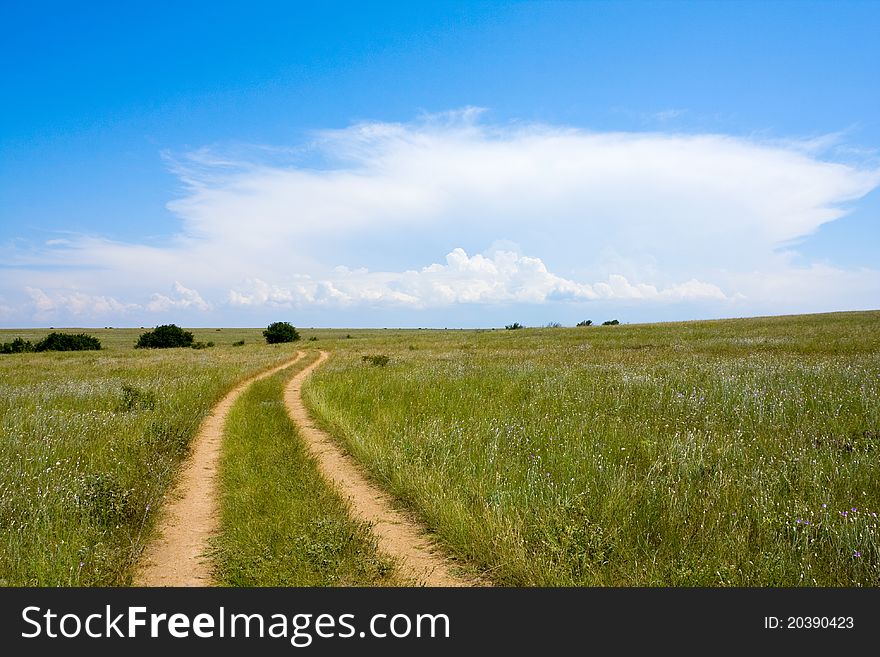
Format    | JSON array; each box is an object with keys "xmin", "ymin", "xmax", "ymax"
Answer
[
  {"xmin": 0, "ymin": 327, "xmax": 297, "ymax": 585},
  {"xmin": 303, "ymin": 311, "xmax": 880, "ymax": 586},
  {"xmin": 212, "ymin": 355, "xmax": 398, "ymax": 586},
  {"xmin": 2, "ymin": 312, "xmax": 878, "ymax": 587}
]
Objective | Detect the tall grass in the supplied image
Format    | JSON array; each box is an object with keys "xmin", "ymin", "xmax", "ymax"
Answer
[
  {"xmin": 212, "ymin": 355, "xmax": 397, "ymax": 586},
  {"xmin": 0, "ymin": 329, "xmax": 298, "ymax": 585},
  {"xmin": 304, "ymin": 311, "xmax": 880, "ymax": 586}
]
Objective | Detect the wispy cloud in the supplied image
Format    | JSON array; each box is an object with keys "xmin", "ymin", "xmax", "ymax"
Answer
[
  {"xmin": 653, "ymin": 109, "xmax": 687, "ymax": 122},
  {"xmin": 2, "ymin": 110, "xmax": 878, "ymax": 325}
]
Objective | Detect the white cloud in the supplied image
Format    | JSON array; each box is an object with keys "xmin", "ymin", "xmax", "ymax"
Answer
[
  {"xmin": 154, "ymin": 112, "xmax": 880, "ymax": 275},
  {"xmin": 592, "ymin": 274, "xmax": 728, "ymax": 302},
  {"xmin": 147, "ymin": 281, "xmax": 210, "ymax": 312},
  {"xmin": 2, "ymin": 110, "xmax": 879, "ymax": 325},
  {"xmin": 722, "ymin": 259, "xmax": 880, "ymax": 314},
  {"xmin": 24, "ymin": 287, "xmax": 139, "ymax": 319},
  {"xmin": 227, "ymin": 248, "xmax": 729, "ymax": 309}
]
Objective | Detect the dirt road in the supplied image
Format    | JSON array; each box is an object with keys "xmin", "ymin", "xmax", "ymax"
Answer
[
  {"xmin": 283, "ymin": 351, "xmax": 477, "ymax": 586},
  {"xmin": 134, "ymin": 352, "xmax": 305, "ymax": 586}
]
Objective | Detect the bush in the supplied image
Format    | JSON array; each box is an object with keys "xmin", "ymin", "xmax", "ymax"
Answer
[
  {"xmin": 362, "ymin": 355, "xmax": 390, "ymax": 367},
  {"xmin": 545, "ymin": 322, "xmax": 562, "ymax": 328},
  {"xmin": 505, "ymin": 322, "xmax": 524, "ymax": 330},
  {"xmin": 232, "ymin": 340, "xmax": 245, "ymax": 347},
  {"xmin": 36, "ymin": 332, "xmax": 102, "ymax": 351},
  {"xmin": 1, "ymin": 337, "xmax": 35, "ymax": 354},
  {"xmin": 2, "ymin": 333, "xmax": 101, "ymax": 354},
  {"xmin": 263, "ymin": 321, "xmax": 300, "ymax": 344},
  {"xmin": 135, "ymin": 324, "xmax": 194, "ymax": 349},
  {"xmin": 576, "ymin": 320, "xmax": 593, "ymax": 327},
  {"xmin": 191, "ymin": 341, "xmax": 215, "ymax": 350},
  {"xmin": 602, "ymin": 319, "xmax": 620, "ymax": 326}
]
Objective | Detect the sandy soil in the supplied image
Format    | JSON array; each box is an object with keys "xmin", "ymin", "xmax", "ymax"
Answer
[
  {"xmin": 284, "ymin": 350, "xmax": 479, "ymax": 587},
  {"xmin": 134, "ymin": 352, "xmax": 305, "ymax": 587}
]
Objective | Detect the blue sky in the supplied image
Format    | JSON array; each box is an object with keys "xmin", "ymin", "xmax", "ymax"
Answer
[{"xmin": 1, "ymin": 1, "xmax": 878, "ymax": 328}]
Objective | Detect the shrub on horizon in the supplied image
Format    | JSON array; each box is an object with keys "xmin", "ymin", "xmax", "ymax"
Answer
[
  {"xmin": 1, "ymin": 337, "xmax": 35, "ymax": 354},
  {"xmin": 263, "ymin": 321, "xmax": 300, "ymax": 344},
  {"xmin": 2, "ymin": 333, "xmax": 102, "ymax": 353},
  {"xmin": 135, "ymin": 324, "xmax": 194, "ymax": 349},
  {"xmin": 36, "ymin": 332, "xmax": 102, "ymax": 351}
]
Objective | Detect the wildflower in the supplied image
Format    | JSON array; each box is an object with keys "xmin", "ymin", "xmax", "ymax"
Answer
[
  {"xmin": 821, "ymin": 504, "xmax": 827, "ymax": 508},
  {"xmin": 853, "ymin": 551, "xmax": 862, "ymax": 558}
]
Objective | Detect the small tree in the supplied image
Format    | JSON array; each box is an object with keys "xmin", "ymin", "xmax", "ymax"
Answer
[
  {"xmin": 602, "ymin": 319, "xmax": 620, "ymax": 326},
  {"xmin": 135, "ymin": 324, "xmax": 194, "ymax": 349},
  {"xmin": 263, "ymin": 321, "xmax": 300, "ymax": 344},
  {"xmin": 505, "ymin": 322, "xmax": 524, "ymax": 330},
  {"xmin": 576, "ymin": 320, "xmax": 593, "ymax": 327}
]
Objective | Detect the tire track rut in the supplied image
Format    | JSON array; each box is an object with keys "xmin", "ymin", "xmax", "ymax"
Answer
[
  {"xmin": 284, "ymin": 350, "xmax": 478, "ymax": 587},
  {"xmin": 135, "ymin": 352, "xmax": 305, "ymax": 586}
]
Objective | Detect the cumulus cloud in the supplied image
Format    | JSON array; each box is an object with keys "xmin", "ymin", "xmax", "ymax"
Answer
[
  {"xmin": 2, "ymin": 109, "xmax": 878, "ymax": 325},
  {"xmin": 227, "ymin": 248, "xmax": 730, "ymax": 309},
  {"xmin": 147, "ymin": 282, "xmax": 211, "ymax": 312},
  {"xmin": 592, "ymin": 274, "xmax": 729, "ymax": 302},
  {"xmin": 24, "ymin": 287, "xmax": 139, "ymax": 320}
]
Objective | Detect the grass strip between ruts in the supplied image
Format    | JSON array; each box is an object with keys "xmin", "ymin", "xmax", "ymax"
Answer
[{"xmin": 212, "ymin": 352, "xmax": 398, "ymax": 586}]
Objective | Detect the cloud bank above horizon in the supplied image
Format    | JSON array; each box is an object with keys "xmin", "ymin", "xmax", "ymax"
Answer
[{"xmin": 3, "ymin": 110, "xmax": 879, "ymax": 327}]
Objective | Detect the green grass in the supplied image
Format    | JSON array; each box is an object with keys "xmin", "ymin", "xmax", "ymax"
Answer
[
  {"xmin": 4, "ymin": 313, "xmax": 879, "ymax": 587},
  {"xmin": 303, "ymin": 311, "xmax": 880, "ymax": 586},
  {"xmin": 0, "ymin": 328, "xmax": 300, "ymax": 585},
  {"xmin": 212, "ymin": 354, "xmax": 397, "ymax": 586}
]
